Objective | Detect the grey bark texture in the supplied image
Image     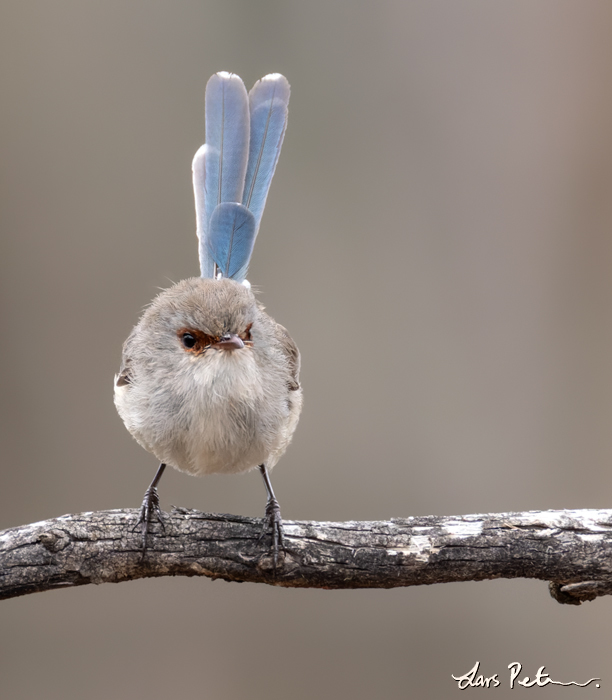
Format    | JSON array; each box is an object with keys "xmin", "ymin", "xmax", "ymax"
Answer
[{"xmin": 2, "ymin": 507, "xmax": 612, "ymax": 604}]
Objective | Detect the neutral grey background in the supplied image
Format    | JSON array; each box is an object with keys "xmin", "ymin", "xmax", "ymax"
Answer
[{"xmin": 1, "ymin": 1, "xmax": 612, "ymax": 698}]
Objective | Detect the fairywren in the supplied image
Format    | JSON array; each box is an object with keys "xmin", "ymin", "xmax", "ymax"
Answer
[{"xmin": 114, "ymin": 72, "xmax": 302, "ymax": 562}]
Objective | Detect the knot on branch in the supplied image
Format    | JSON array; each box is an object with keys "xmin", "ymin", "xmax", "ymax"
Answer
[
  {"xmin": 38, "ymin": 530, "xmax": 70, "ymax": 553},
  {"xmin": 549, "ymin": 580, "xmax": 612, "ymax": 605}
]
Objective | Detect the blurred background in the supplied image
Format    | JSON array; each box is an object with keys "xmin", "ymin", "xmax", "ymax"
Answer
[{"xmin": 1, "ymin": 1, "xmax": 612, "ymax": 697}]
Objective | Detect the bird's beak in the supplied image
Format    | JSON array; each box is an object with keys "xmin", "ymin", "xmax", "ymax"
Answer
[{"xmin": 211, "ymin": 333, "xmax": 245, "ymax": 350}]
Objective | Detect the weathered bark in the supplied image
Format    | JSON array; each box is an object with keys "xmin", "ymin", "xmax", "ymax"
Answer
[{"xmin": 2, "ymin": 507, "xmax": 612, "ymax": 604}]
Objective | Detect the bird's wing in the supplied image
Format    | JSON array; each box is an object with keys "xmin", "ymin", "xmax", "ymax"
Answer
[{"xmin": 273, "ymin": 321, "xmax": 301, "ymax": 391}]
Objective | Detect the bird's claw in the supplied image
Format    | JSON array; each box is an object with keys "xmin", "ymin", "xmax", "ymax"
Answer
[
  {"xmin": 258, "ymin": 497, "xmax": 285, "ymax": 569},
  {"xmin": 134, "ymin": 485, "xmax": 165, "ymax": 554}
]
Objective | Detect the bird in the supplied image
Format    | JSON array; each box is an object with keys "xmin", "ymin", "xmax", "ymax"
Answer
[{"xmin": 114, "ymin": 72, "xmax": 302, "ymax": 564}]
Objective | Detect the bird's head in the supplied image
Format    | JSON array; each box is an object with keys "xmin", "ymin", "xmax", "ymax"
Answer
[{"xmin": 131, "ymin": 277, "xmax": 260, "ymax": 369}]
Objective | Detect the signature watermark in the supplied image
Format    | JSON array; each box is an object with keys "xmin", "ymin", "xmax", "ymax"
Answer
[{"xmin": 452, "ymin": 661, "xmax": 601, "ymax": 689}]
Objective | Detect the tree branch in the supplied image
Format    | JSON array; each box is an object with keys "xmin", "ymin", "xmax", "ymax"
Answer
[{"xmin": 2, "ymin": 507, "xmax": 612, "ymax": 604}]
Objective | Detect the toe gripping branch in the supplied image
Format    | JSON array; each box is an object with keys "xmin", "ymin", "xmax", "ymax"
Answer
[
  {"xmin": 258, "ymin": 464, "xmax": 285, "ymax": 568},
  {"xmin": 135, "ymin": 463, "xmax": 167, "ymax": 553},
  {"xmin": 134, "ymin": 462, "xmax": 286, "ymax": 566}
]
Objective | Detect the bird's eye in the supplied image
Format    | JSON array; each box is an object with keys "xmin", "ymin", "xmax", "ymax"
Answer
[
  {"xmin": 181, "ymin": 332, "xmax": 197, "ymax": 349},
  {"xmin": 177, "ymin": 328, "xmax": 216, "ymax": 354}
]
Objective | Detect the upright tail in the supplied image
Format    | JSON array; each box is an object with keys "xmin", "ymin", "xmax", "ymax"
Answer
[{"xmin": 192, "ymin": 72, "xmax": 290, "ymax": 283}]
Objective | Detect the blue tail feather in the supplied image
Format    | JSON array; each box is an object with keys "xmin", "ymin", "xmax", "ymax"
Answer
[
  {"xmin": 243, "ymin": 75, "xmax": 290, "ymax": 233},
  {"xmin": 243, "ymin": 100, "xmax": 289, "ymax": 230},
  {"xmin": 207, "ymin": 202, "xmax": 256, "ymax": 282},
  {"xmin": 204, "ymin": 73, "xmax": 250, "ymax": 232},
  {"xmin": 192, "ymin": 145, "xmax": 215, "ymax": 278},
  {"xmin": 194, "ymin": 72, "xmax": 289, "ymax": 280}
]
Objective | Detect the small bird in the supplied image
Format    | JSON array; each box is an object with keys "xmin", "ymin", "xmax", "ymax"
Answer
[{"xmin": 114, "ymin": 72, "xmax": 302, "ymax": 563}]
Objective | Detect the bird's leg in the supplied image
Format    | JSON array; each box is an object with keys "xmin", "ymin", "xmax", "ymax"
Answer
[
  {"xmin": 135, "ymin": 462, "xmax": 167, "ymax": 553},
  {"xmin": 257, "ymin": 463, "xmax": 285, "ymax": 567}
]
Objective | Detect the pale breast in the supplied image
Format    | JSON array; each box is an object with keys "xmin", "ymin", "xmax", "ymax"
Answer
[{"xmin": 115, "ymin": 347, "xmax": 296, "ymax": 476}]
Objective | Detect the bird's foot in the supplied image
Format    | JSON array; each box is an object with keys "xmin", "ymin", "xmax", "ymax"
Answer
[
  {"xmin": 258, "ymin": 497, "xmax": 285, "ymax": 569},
  {"xmin": 134, "ymin": 485, "xmax": 165, "ymax": 554}
]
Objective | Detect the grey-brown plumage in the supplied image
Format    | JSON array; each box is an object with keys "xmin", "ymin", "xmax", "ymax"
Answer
[{"xmin": 115, "ymin": 277, "xmax": 302, "ymax": 477}]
